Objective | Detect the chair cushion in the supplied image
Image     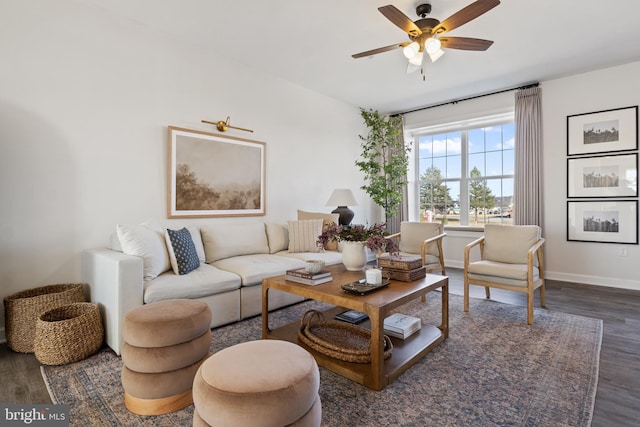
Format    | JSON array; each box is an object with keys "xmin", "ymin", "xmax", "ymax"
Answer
[
  {"xmin": 468, "ymin": 260, "xmax": 540, "ymax": 288},
  {"xmin": 482, "ymin": 224, "xmax": 540, "ymax": 264},
  {"xmin": 399, "ymin": 222, "xmax": 442, "ymax": 255}
]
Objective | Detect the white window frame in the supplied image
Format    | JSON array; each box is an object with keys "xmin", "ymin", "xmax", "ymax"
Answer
[{"xmin": 406, "ymin": 112, "xmax": 515, "ymax": 228}]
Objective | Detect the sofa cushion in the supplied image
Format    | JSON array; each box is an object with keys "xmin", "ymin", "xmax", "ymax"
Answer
[
  {"xmin": 212, "ymin": 254, "xmax": 305, "ymax": 287},
  {"xmin": 297, "ymin": 210, "xmax": 340, "ymax": 251},
  {"xmin": 165, "ymin": 227, "xmax": 200, "ymax": 275},
  {"xmin": 144, "ymin": 264, "xmax": 241, "ymax": 303},
  {"xmin": 276, "ymin": 250, "xmax": 343, "ymax": 266},
  {"xmin": 117, "ymin": 222, "xmax": 171, "ymax": 281},
  {"xmin": 188, "ymin": 226, "xmax": 206, "ymax": 263},
  {"xmin": 265, "ymin": 223, "xmax": 289, "ymax": 254},
  {"xmin": 201, "ymin": 222, "xmax": 269, "ymax": 263},
  {"xmin": 288, "ymin": 219, "xmax": 323, "ymax": 253}
]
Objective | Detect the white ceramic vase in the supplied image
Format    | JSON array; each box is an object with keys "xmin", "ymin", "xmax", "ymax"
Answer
[{"xmin": 341, "ymin": 241, "xmax": 367, "ymax": 271}]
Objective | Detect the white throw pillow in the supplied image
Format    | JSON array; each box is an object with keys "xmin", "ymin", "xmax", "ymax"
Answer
[
  {"xmin": 116, "ymin": 222, "xmax": 171, "ymax": 281},
  {"xmin": 288, "ymin": 219, "xmax": 324, "ymax": 253},
  {"xmin": 265, "ymin": 223, "xmax": 289, "ymax": 253}
]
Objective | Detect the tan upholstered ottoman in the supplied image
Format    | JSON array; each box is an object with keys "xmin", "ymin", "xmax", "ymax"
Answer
[
  {"xmin": 193, "ymin": 340, "xmax": 322, "ymax": 427},
  {"xmin": 121, "ymin": 299, "xmax": 212, "ymax": 416}
]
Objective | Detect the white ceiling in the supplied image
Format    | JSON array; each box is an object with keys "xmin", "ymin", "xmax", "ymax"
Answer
[{"xmin": 82, "ymin": 0, "xmax": 640, "ymax": 114}]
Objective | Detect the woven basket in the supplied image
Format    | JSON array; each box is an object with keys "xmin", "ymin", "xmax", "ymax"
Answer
[
  {"xmin": 4, "ymin": 283, "xmax": 85, "ymax": 353},
  {"xmin": 34, "ymin": 302, "xmax": 104, "ymax": 365},
  {"xmin": 298, "ymin": 310, "xmax": 392, "ymax": 364},
  {"xmin": 382, "ymin": 266, "xmax": 427, "ymax": 282}
]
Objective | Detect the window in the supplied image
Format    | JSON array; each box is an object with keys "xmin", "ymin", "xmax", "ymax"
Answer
[{"xmin": 411, "ymin": 113, "xmax": 514, "ymax": 227}]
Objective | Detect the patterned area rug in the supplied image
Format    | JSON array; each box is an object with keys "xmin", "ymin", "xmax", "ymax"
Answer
[{"xmin": 41, "ymin": 294, "xmax": 602, "ymax": 427}]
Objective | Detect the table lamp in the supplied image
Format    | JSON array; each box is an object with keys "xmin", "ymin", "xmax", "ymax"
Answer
[{"xmin": 326, "ymin": 189, "xmax": 358, "ymax": 225}]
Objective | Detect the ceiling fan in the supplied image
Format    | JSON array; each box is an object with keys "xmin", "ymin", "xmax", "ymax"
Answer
[{"xmin": 352, "ymin": 0, "xmax": 500, "ymax": 76}]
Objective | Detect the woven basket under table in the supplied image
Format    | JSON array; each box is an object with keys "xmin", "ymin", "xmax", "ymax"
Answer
[
  {"xmin": 4, "ymin": 283, "xmax": 85, "ymax": 353},
  {"xmin": 35, "ymin": 302, "xmax": 104, "ymax": 365},
  {"xmin": 298, "ymin": 310, "xmax": 392, "ymax": 364}
]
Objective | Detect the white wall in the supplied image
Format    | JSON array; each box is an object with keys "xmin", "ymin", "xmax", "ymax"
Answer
[
  {"xmin": 541, "ymin": 61, "xmax": 640, "ymax": 289},
  {"xmin": 404, "ymin": 61, "xmax": 640, "ymax": 291},
  {"xmin": 0, "ymin": 0, "xmax": 374, "ymax": 334}
]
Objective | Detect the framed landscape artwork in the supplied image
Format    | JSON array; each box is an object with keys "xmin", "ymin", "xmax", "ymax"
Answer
[
  {"xmin": 167, "ymin": 126, "xmax": 266, "ymax": 218},
  {"xmin": 567, "ymin": 200, "xmax": 638, "ymax": 244},
  {"xmin": 567, "ymin": 105, "xmax": 638, "ymax": 156},
  {"xmin": 567, "ymin": 153, "xmax": 638, "ymax": 198}
]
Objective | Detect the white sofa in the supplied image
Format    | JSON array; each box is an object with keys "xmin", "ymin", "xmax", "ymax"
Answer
[{"xmin": 83, "ymin": 220, "xmax": 342, "ymax": 355}]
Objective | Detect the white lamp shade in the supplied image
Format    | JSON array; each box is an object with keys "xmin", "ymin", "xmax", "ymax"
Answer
[
  {"xmin": 402, "ymin": 42, "xmax": 420, "ymax": 59},
  {"xmin": 428, "ymin": 48, "xmax": 444, "ymax": 63},
  {"xmin": 424, "ymin": 37, "xmax": 442, "ymax": 54},
  {"xmin": 408, "ymin": 51, "xmax": 424, "ymax": 66},
  {"xmin": 326, "ymin": 189, "xmax": 358, "ymax": 207}
]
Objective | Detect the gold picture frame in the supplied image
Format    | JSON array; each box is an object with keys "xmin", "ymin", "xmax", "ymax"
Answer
[{"xmin": 167, "ymin": 126, "xmax": 266, "ymax": 218}]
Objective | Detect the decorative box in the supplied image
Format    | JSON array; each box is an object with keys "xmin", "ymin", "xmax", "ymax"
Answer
[
  {"xmin": 378, "ymin": 255, "xmax": 422, "ymax": 271},
  {"xmin": 382, "ymin": 266, "xmax": 427, "ymax": 282}
]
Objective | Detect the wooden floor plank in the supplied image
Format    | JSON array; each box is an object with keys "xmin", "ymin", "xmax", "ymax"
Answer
[{"xmin": 1, "ymin": 268, "xmax": 638, "ymax": 426}]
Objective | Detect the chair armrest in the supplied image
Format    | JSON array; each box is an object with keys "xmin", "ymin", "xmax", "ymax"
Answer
[
  {"xmin": 422, "ymin": 232, "xmax": 447, "ymax": 246},
  {"xmin": 464, "ymin": 236, "xmax": 485, "ymax": 268},
  {"xmin": 527, "ymin": 238, "xmax": 545, "ymax": 275},
  {"xmin": 385, "ymin": 232, "xmax": 400, "ymax": 241}
]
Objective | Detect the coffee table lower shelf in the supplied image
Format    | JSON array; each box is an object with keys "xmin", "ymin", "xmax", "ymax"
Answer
[{"xmin": 265, "ymin": 305, "xmax": 445, "ymax": 389}]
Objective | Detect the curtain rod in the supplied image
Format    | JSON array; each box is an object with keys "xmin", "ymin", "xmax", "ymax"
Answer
[{"xmin": 392, "ymin": 82, "xmax": 539, "ymax": 117}]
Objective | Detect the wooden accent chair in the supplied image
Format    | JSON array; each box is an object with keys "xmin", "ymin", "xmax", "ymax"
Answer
[
  {"xmin": 385, "ymin": 221, "xmax": 447, "ymax": 275},
  {"xmin": 463, "ymin": 224, "xmax": 545, "ymax": 325}
]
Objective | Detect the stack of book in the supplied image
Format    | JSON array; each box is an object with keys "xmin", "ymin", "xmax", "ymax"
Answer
[
  {"xmin": 284, "ymin": 268, "xmax": 333, "ymax": 285},
  {"xmin": 334, "ymin": 309, "xmax": 368, "ymax": 324},
  {"xmin": 383, "ymin": 313, "xmax": 421, "ymax": 339}
]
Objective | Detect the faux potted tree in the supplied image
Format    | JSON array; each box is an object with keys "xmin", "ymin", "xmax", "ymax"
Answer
[{"xmin": 355, "ymin": 109, "xmax": 411, "ymax": 222}]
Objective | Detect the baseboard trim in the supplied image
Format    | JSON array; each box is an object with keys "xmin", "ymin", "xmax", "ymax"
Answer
[
  {"xmin": 545, "ymin": 271, "xmax": 640, "ymax": 290},
  {"xmin": 444, "ymin": 260, "xmax": 640, "ymax": 290}
]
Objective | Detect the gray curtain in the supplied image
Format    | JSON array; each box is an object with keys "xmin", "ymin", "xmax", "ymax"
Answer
[
  {"xmin": 513, "ymin": 86, "xmax": 543, "ymax": 226},
  {"xmin": 387, "ymin": 115, "xmax": 409, "ymax": 234}
]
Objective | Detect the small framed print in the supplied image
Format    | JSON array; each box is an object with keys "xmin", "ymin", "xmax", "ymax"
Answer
[
  {"xmin": 567, "ymin": 105, "xmax": 638, "ymax": 156},
  {"xmin": 567, "ymin": 153, "xmax": 638, "ymax": 198},
  {"xmin": 567, "ymin": 200, "xmax": 638, "ymax": 244}
]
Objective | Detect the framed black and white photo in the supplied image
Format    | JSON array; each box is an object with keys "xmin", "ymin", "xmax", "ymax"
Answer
[
  {"xmin": 567, "ymin": 105, "xmax": 638, "ymax": 156},
  {"xmin": 567, "ymin": 200, "xmax": 638, "ymax": 244},
  {"xmin": 167, "ymin": 126, "xmax": 266, "ymax": 218},
  {"xmin": 567, "ymin": 153, "xmax": 638, "ymax": 198}
]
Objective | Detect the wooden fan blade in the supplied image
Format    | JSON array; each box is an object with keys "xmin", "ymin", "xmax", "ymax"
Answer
[
  {"xmin": 439, "ymin": 37, "xmax": 494, "ymax": 51},
  {"xmin": 352, "ymin": 42, "xmax": 409, "ymax": 59},
  {"xmin": 432, "ymin": 0, "xmax": 500, "ymax": 35},
  {"xmin": 378, "ymin": 5, "xmax": 422, "ymax": 36}
]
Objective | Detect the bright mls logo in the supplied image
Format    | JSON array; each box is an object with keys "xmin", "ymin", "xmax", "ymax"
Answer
[{"xmin": 1, "ymin": 404, "xmax": 69, "ymax": 426}]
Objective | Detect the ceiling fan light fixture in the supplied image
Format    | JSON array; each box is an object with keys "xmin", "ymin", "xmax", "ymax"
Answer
[
  {"xmin": 408, "ymin": 51, "xmax": 424, "ymax": 66},
  {"xmin": 424, "ymin": 37, "xmax": 442, "ymax": 55},
  {"xmin": 428, "ymin": 48, "xmax": 444, "ymax": 63},
  {"xmin": 402, "ymin": 41, "xmax": 420, "ymax": 59}
]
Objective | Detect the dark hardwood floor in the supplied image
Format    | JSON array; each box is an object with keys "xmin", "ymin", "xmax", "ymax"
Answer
[{"xmin": 1, "ymin": 268, "xmax": 639, "ymax": 426}]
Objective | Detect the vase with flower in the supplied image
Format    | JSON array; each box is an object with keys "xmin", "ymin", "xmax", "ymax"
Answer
[{"xmin": 317, "ymin": 223, "xmax": 399, "ymax": 271}]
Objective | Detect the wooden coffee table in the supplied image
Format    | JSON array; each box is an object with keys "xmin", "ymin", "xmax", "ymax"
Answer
[{"xmin": 262, "ymin": 263, "xmax": 448, "ymax": 391}]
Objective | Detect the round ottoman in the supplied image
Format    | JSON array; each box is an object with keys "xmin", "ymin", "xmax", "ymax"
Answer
[
  {"xmin": 121, "ymin": 299, "xmax": 212, "ymax": 416},
  {"xmin": 193, "ymin": 340, "xmax": 321, "ymax": 427}
]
